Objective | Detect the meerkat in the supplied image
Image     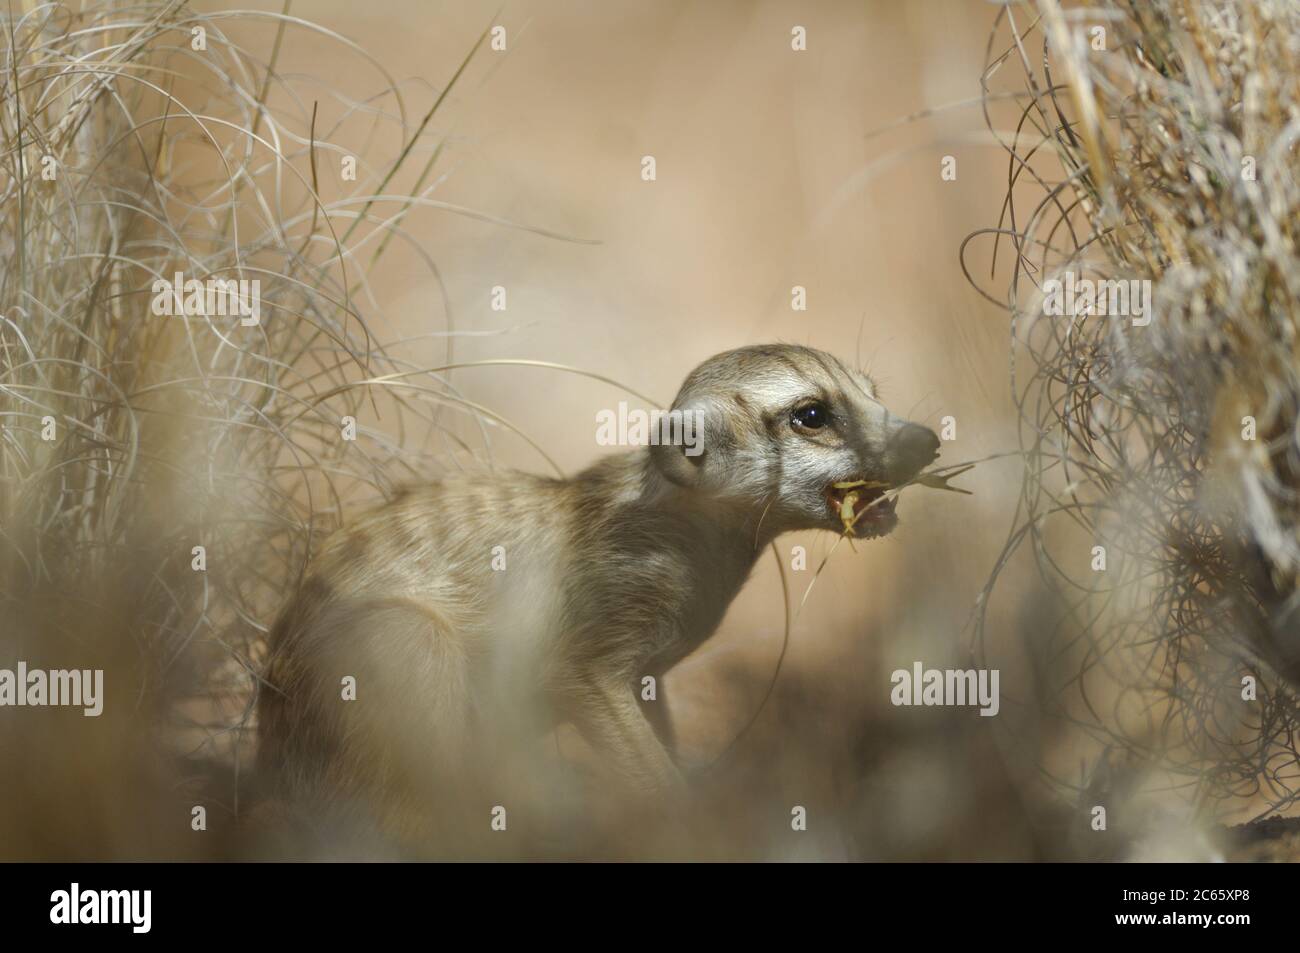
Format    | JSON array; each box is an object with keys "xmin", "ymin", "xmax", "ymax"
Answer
[{"xmin": 255, "ymin": 343, "xmax": 940, "ymax": 849}]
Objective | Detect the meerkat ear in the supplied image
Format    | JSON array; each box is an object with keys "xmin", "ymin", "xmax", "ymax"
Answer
[{"xmin": 649, "ymin": 396, "xmax": 718, "ymax": 488}]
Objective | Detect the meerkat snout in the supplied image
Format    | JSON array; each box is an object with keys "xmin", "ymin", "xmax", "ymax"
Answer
[{"xmin": 884, "ymin": 422, "xmax": 941, "ymax": 483}]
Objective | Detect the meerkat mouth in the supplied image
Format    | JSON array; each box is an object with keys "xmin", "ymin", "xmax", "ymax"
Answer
[{"xmin": 826, "ymin": 479, "xmax": 898, "ymax": 538}]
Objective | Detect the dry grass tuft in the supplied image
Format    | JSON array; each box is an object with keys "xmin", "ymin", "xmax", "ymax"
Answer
[
  {"xmin": 968, "ymin": 0, "xmax": 1300, "ymax": 828},
  {"xmin": 0, "ymin": 0, "xmax": 594, "ymax": 853}
]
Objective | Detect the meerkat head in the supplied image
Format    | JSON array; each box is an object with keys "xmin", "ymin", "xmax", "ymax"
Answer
[{"xmin": 649, "ymin": 344, "xmax": 940, "ymax": 539}]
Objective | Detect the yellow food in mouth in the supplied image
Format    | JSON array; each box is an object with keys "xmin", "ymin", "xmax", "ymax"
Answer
[
  {"xmin": 826, "ymin": 480, "xmax": 893, "ymax": 535},
  {"xmin": 826, "ymin": 465, "xmax": 974, "ymax": 536},
  {"xmin": 838, "ymin": 490, "xmax": 860, "ymax": 527}
]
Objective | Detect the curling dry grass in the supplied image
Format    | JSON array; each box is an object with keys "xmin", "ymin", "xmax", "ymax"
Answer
[
  {"xmin": 969, "ymin": 0, "xmax": 1300, "ymax": 837},
  {"xmin": 0, "ymin": 0, "xmax": 597, "ymax": 856}
]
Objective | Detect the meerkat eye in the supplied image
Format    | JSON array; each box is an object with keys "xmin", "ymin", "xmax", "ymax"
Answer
[{"xmin": 790, "ymin": 401, "xmax": 831, "ymax": 431}]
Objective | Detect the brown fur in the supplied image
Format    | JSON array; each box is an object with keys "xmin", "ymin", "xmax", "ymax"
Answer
[{"xmin": 255, "ymin": 344, "xmax": 939, "ymax": 854}]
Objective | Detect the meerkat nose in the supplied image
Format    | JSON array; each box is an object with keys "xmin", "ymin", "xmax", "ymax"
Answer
[{"xmin": 890, "ymin": 424, "xmax": 941, "ymax": 480}]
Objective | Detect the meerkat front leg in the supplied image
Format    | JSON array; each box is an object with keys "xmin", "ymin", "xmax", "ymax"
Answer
[{"xmin": 572, "ymin": 674, "xmax": 685, "ymax": 798}]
